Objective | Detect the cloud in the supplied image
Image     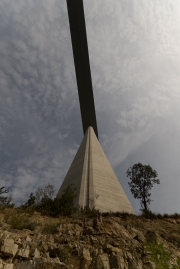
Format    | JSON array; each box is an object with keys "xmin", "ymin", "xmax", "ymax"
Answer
[{"xmin": 0, "ymin": 0, "xmax": 180, "ymax": 213}]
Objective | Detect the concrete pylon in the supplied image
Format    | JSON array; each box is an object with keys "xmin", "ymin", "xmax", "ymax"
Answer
[{"xmin": 57, "ymin": 127, "xmax": 135, "ymax": 213}]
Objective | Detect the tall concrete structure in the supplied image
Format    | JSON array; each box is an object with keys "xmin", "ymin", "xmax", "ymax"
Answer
[
  {"xmin": 57, "ymin": 0, "xmax": 135, "ymax": 213},
  {"xmin": 57, "ymin": 127, "xmax": 135, "ymax": 213}
]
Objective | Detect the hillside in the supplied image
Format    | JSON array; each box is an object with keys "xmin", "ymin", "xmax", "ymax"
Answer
[{"xmin": 0, "ymin": 208, "xmax": 180, "ymax": 268}]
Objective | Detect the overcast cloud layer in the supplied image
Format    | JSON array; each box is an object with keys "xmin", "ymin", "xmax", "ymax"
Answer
[{"xmin": 0, "ymin": 0, "xmax": 180, "ymax": 214}]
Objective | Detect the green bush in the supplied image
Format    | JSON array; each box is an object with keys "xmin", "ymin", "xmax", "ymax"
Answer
[
  {"xmin": 56, "ymin": 184, "xmax": 77, "ymax": 216},
  {"xmin": 23, "ymin": 192, "xmax": 36, "ymax": 208},
  {"xmin": 42, "ymin": 223, "xmax": 60, "ymax": 235},
  {"xmin": 143, "ymin": 240, "xmax": 180, "ymax": 269},
  {"xmin": 141, "ymin": 209, "xmax": 158, "ymax": 219},
  {"xmin": 34, "ymin": 183, "xmax": 55, "ymax": 205},
  {"xmin": 6, "ymin": 214, "xmax": 39, "ymax": 230},
  {"xmin": 30, "ymin": 184, "xmax": 77, "ymax": 217}
]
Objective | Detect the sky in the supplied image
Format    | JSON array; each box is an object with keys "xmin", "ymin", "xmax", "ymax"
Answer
[{"xmin": 0, "ymin": 0, "xmax": 180, "ymax": 214}]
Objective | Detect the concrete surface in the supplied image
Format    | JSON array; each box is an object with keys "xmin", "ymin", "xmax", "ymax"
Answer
[{"xmin": 57, "ymin": 127, "xmax": 135, "ymax": 214}]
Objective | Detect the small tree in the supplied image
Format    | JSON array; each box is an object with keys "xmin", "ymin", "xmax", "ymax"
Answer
[
  {"xmin": 56, "ymin": 184, "xmax": 77, "ymax": 216},
  {"xmin": 0, "ymin": 187, "xmax": 9, "ymax": 195},
  {"xmin": 0, "ymin": 187, "xmax": 14, "ymax": 207},
  {"xmin": 34, "ymin": 183, "xmax": 55, "ymax": 205},
  {"xmin": 23, "ymin": 184, "xmax": 77, "ymax": 216},
  {"xmin": 23, "ymin": 184, "xmax": 55, "ymax": 209},
  {"xmin": 126, "ymin": 163, "xmax": 160, "ymax": 213},
  {"xmin": 24, "ymin": 192, "xmax": 36, "ymax": 208}
]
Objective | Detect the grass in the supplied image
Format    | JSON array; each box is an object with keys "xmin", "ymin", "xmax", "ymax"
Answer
[
  {"xmin": 101, "ymin": 211, "xmax": 134, "ymax": 217},
  {"xmin": 42, "ymin": 222, "xmax": 60, "ymax": 235},
  {"xmin": 143, "ymin": 240, "xmax": 180, "ymax": 269},
  {"xmin": 6, "ymin": 213, "xmax": 40, "ymax": 231}
]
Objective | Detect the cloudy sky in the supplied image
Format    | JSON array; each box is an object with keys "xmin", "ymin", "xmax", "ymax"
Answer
[{"xmin": 0, "ymin": 0, "xmax": 180, "ymax": 214}]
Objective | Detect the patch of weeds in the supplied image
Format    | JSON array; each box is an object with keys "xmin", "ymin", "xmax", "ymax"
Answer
[
  {"xmin": 101, "ymin": 211, "xmax": 136, "ymax": 218},
  {"xmin": 140, "ymin": 210, "xmax": 158, "ymax": 219},
  {"xmin": 42, "ymin": 223, "xmax": 60, "ymax": 235},
  {"xmin": 6, "ymin": 214, "xmax": 37, "ymax": 230},
  {"xmin": 118, "ymin": 211, "xmax": 135, "ymax": 217},
  {"xmin": 173, "ymin": 258, "xmax": 180, "ymax": 269},
  {"xmin": 132, "ymin": 220, "xmax": 147, "ymax": 229},
  {"xmin": 0, "ymin": 204, "xmax": 6, "ymax": 212},
  {"xmin": 24, "ymin": 221, "xmax": 40, "ymax": 231},
  {"xmin": 74, "ymin": 206, "xmax": 100, "ymax": 218},
  {"xmin": 156, "ymin": 213, "xmax": 163, "ymax": 219},
  {"xmin": 24, "ymin": 207, "xmax": 36, "ymax": 216},
  {"xmin": 143, "ymin": 240, "xmax": 180, "ymax": 269},
  {"xmin": 169, "ymin": 213, "xmax": 180, "ymax": 219},
  {"xmin": 159, "ymin": 212, "xmax": 180, "ymax": 219}
]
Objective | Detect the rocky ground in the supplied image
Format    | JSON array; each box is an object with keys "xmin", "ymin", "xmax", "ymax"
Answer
[{"xmin": 0, "ymin": 208, "xmax": 180, "ymax": 268}]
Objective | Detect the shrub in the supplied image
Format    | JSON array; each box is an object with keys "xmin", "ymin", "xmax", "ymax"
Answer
[
  {"xmin": 141, "ymin": 209, "xmax": 158, "ymax": 219},
  {"xmin": 23, "ymin": 192, "xmax": 36, "ymax": 208},
  {"xmin": 6, "ymin": 213, "xmax": 39, "ymax": 230},
  {"xmin": 0, "ymin": 187, "xmax": 15, "ymax": 208},
  {"xmin": 169, "ymin": 213, "xmax": 180, "ymax": 219},
  {"xmin": 143, "ymin": 240, "xmax": 180, "ymax": 269},
  {"xmin": 56, "ymin": 185, "xmax": 77, "ymax": 216},
  {"xmin": 30, "ymin": 184, "xmax": 77, "ymax": 217},
  {"xmin": 35, "ymin": 183, "xmax": 55, "ymax": 205},
  {"xmin": 42, "ymin": 223, "xmax": 60, "ymax": 235}
]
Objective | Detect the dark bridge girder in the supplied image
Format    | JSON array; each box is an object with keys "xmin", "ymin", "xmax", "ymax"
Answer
[{"xmin": 66, "ymin": 0, "xmax": 98, "ymax": 139}]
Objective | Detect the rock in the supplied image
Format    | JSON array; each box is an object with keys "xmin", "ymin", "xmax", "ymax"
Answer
[
  {"xmin": 16, "ymin": 239, "xmax": 21, "ymax": 244},
  {"xmin": 36, "ymin": 234, "xmax": 43, "ymax": 240},
  {"xmin": 143, "ymin": 261, "xmax": 156, "ymax": 269},
  {"xmin": 90, "ymin": 236, "xmax": 99, "ymax": 245},
  {"xmin": 81, "ymin": 248, "xmax": 92, "ymax": 269},
  {"xmin": 17, "ymin": 247, "xmax": 30, "ymax": 259},
  {"xmin": 104, "ymin": 244, "xmax": 122, "ymax": 254},
  {"xmin": 111, "ymin": 242, "xmax": 120, "ymax": 248},
  {"xmin": 24, "ymin": 236, "xmax": 31, "ymax": 242},
  {"xmin": 58, "ymin": 223, "xmax": 83, "ymax": 236},
  {"xmin": 164, "ymin": 219, "xmax": 177, "ymax": 224},
  {"xmin": 43, "ymin": 252, "xmax": 50, "ymax": 259},
  {"xmin": 109, "ymin": 252, "xmax": 125, "ymax": 269},
  {"xmin": 91, "ymin": 248, "xmax": 99, "ymax": 257},
  {"xmin": 15, "ymin": 257, "xmax": 67, "ymax": 269},
  {"xmin": 145, "ymin": 231, "xmax": 157, "ymax": 243},
  {"xmin": 130, "ymin": 228, "xmax": 146, "ymax": 243},
  {"xmin": 93, "ymin": 215, "xmax": 103, "ymax": 231},
  {"xmin": 133, "ymin": 234, "xmax": 146, "ymax": 243},
  {"xmin": 96, "ymin": 254, "xmax": 110, "ymax": 269},
  {"xmin": 1, "ymin": 213, "xmax": 180, "ymax": 269},
  {"xmin": 0, "ymin": 265, "xmax": 14, "ymax": 269},
  {"xmin": 1, "ymin": 239, "xmax": 18, "ymax": 257},
  {"xmin": 0, "ymin": 232, "xmax": 10, "ymax": 240},
  {"xmin": 30, "ymin": 248, "xmax": 41, "ymax": 258},
  {"xmin": 14, "ymin": 260, "xmax": 33, "ymax": 269},
  {"xmin": 46, "ymin": 235, "xmax": 54, "ymax": 244},
  {"xmin": 39, "ymin": 241, "xmax": 49, "ymax": 252},
  {"xmin": 128, "ymin": 259, "xmax": 143, "ymax": 269},
  {"xmin": 3, "ymin": 265, "xmax": 14, "ymax": 269},
  {"xmin": 85, "ymin": 227, "xmax": 94, "ymax": 235}
]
